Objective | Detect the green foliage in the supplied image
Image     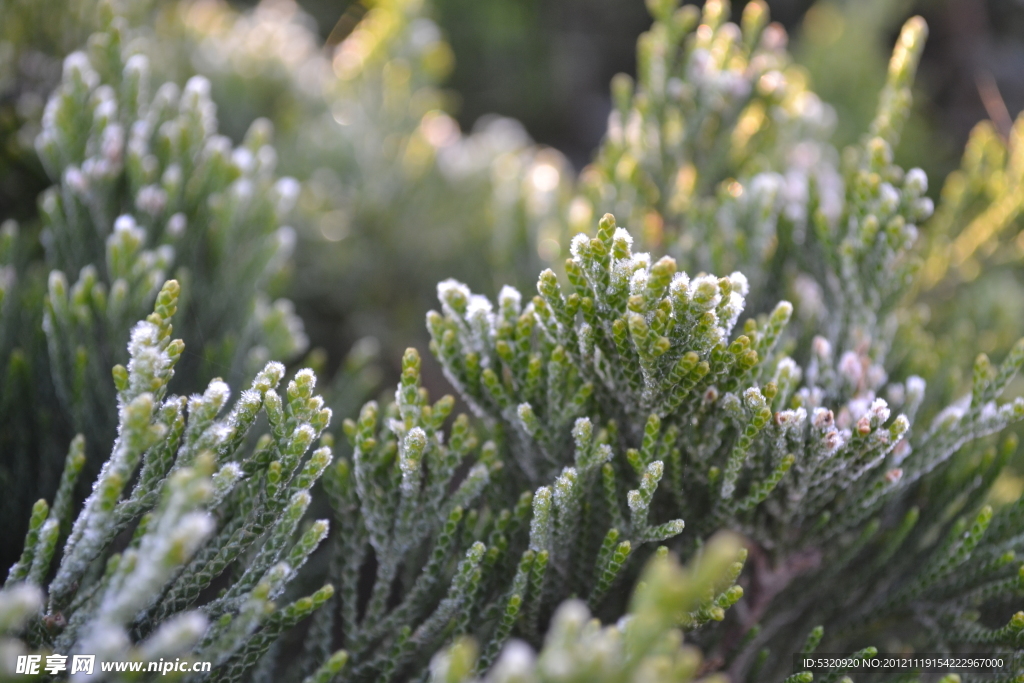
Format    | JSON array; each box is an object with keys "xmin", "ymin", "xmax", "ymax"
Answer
[
  {"xmin": 37, "ymin": 23, "xmax": 307, "ymax": 418},
  {"xmin": 3, "ymin": 282, "xmax": 333, "ymax": 681},
  {"xmin": 416, "ymin": 1, "xmax": 1024, "ymax": 678},
  {"xmin": 0, "ymin": 11, "xmax": 306, "ymax": 567},
  {"xmin": 428, "ymin": 533, "xmax": 744, "ymax": 683},
  {"xmin": 426, "ymin": 205, "xmax": 1024, "ymax": 675},
  {"xmin": 572, "ymin": 0, "xmax": 932, "ymax": 368},
  {"xmin": 3, "ymin": 0, "xmax": 1024, "ymax": 682}
]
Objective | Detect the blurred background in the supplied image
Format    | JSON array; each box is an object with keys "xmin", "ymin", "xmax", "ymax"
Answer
[{"xmin": 255, "ymin": 0, "xmax": 1024, "ymax": 175}]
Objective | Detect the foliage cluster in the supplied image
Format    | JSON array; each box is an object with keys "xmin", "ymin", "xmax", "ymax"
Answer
[{"xmin": 2, "ymin": 1, "xmax": 1024, "ymax": 682}]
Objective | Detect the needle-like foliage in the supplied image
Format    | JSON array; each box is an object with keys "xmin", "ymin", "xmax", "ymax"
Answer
[{"xmin": 4, "ymin": 0, "xmax": 1024, "ymax": 682}]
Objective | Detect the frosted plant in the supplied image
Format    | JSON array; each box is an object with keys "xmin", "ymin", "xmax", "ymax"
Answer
[
  {"xmin": 5, "ymin": 281, "xmax": 339, "ymax": 682},
  {"xmin": 0, "ymin": 15, "xmax": 307, "ymax": 569},
  {"xmin": 275, "ymin": 345, "xmax": 688, "ymax": 682},
  {"xmin": 310, "ymin": 9, "xmax": 1024, "ymax": 674},
  {"xmin": 429, "ymin": 533, "xmax": 746, "ymax": 683},
  {"xmin": 576, "ymin": 0, "xmax": 838, "ymax": 286},
  {"xmin": 426, "ymin": 219, "xmax": 1024, "ymax": 676},
  {"xmin": 35, "ymin": 29, "xmax": 308, "ymax": 415},
  {"xmin": 0, "ymin": 583, "xmax": 44, "ymax": 679},
  {"xmin": 566, "ymin": 0, "xmax": 933, "ymax": 377},
  {"xmin": 3, "ymin": 0, "xmax": 1024, "ymax": 682},
  {"xmin": 0, "ymin": 0, "xmax": 158, "ymax": 196}
]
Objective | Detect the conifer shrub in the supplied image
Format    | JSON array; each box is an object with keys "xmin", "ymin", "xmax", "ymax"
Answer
[
  {"xmin": 3, "ymin": 1, "xmax": 1024, "ymax": 682},
  {"xmin": 0, "ymin": 9, "xmax": 307, "ymax": 568}
]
